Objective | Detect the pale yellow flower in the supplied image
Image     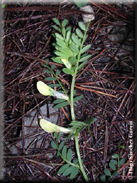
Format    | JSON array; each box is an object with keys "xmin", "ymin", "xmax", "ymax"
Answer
[
  {"xmin": 37, "ymin": 81, "xmax": 69, "ymax": 100},
  {"xmin": 39, "ymin": 119, "xmax": 73, "ymax": 133}
]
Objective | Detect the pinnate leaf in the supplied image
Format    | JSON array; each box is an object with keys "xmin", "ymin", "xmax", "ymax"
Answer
[
  {"xmin": 70, "ymin": 167, "xmax": 79, "ymax": 179},
  {"xmin": 79, "ymin": 54, "xmax": 91, "ymax": 62},
  {"xmin": 62, "ymin": 145, "xmax": 67, "ymax": 158},
  {"xmin": 56, "ymin": 38, "xmax": 66, "ymax": 47},
  {"xmin": 109, "ymin": 162, "xmax": 116, "ymax": 171},
  {"xmin": 78, "ymin": 21, "xmax": 86, "ymax": 31},
  {"xmin": 112, "ymin": 154, "xmax": 119, "ymax": 159},
  {"xmin": 51, "ymin": 141, "xmax": 57, "ymax": 149},
  {"xmin": 74, "ymin": 95, "xmax": 83, "ymax": 102},
  {"xmin": 100, "ymin": 175, "xmax": 106, "ymax": 182},
  {"xmin": 73, "ymin": 159, "xmax": 78, "ymax": 164},
  {"xmin": 53, "ymin": 99, "xmax": 66, "ymax": 104},
  {"xmin": 56, "ymin": 69, "xmax": 61, "ymax": 76},
  {"xmin": 81, "ymin": 44, "xmax": 91, "ymax": 53},
  {"xmin": 70, "ymin": 43, "xmax": 79, "ymax": 53},
  {"xmin": 69, "ymin": 57, "xmax": 77, "ymax": 64},
  {"xmin": 52, "ymin": 57, "xmax": 63, "ymax": 64},
  {"xmin": 67, "ymin": 149, "xmax": 72, "ymax": 161},
  {"xmin": 44, "ymin": 69, "xmax": 52, "ymax": 74},
  {"xmin": 74, "ymin": 0, "xmax": 88, "ymax": 8},
  {"xmin": 59, "ymin": 141, "xmax": 65, "ymax": 150},
  {"xmin": 104, "ymin": 168, "xmax": 111, "ymax": 177},
  {"xmin": 72, "ymin": 34, "xmax": 80, "ymax": 45},
  {"xmin": 110, "ymin": 159, "xmax": 118, "ymax": 165},
  {"xmin": 54, "ymin": 101, "xmax": 69, "ymax": 109},
  {"xmin": 58, "ymin": 164, "xmax": 69, "ymax": 174},
  {"xmin": 45, "ymin": 77, "xmax": 56, "ymax": 81},
  {"xmin": 78, "ymin": 60, "xmax": 87, "ymax": 70},
  {"xmin": 63, "ymin": 166, "xmax": 74, "ymax": 176},
  {"xmin": 55, "ymin": 33, "xmax": 64, "ymax": 40},
  {"xmin": 48, "ymin": 84, "xmax": 60, "ymax": 88},
  {"xmin": 66, "ymin": 30, "xmax": 71, "ymax": 42},
  {"xmin": 76, "ymin": 28, "xmax": 83, "ymax": 38},
  {"xmin": 119, "ymin": 158, "xmax": 125, "ymax": 166},
  {"xmin": 62, "ymin": 19, "xmax": 68, "ymax": 27},
  {"xmin": 52, "ymin": 25, "xmax": 61, "ymax": 32},
  {"xmin": 62, "ymin": 68, "xmax": 75, "ymax": 75},
  {"xmin": 52, "ymin": 18, "xmax": 60, "ymax": 26}
]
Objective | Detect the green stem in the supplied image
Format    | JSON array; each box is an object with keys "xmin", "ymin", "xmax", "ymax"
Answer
[
  {"xmin": 70, "ymin": 22, "xmax": 90, "ymax": 121},
  {"xmin": 75, "ymin": 133, "xmax": 89, "ymax": 182},
  {"xmin": 70, "ymin": 74, "xmax": 76, "ymax": 121},
  {"xmin": 70, "ymin": 22, "xmax": 90, "ymax": 182}
]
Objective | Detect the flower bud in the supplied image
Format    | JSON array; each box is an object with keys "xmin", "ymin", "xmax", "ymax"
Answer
[
  {"xmin": 61, "ymin": 59, "xmax": 72, "ymax": 69},
  {"xmin": 80, "ymin": 5, "xmax": 95, "ymax": 23}
]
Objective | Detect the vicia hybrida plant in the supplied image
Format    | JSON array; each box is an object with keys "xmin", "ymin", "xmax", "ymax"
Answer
[{"xmin": 37, "ymin": 17, "xmax": 96, "ymax": 182}]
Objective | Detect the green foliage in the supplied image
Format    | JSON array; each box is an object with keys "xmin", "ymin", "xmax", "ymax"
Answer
[
  {"xmin": 78, "ymin": 60, "xmax": 88, "ymax": 70},
  {"xmin": 67, "ymin": 149, "xmax": 72, "ymax": 161},
  {"xmin": 2, "ymin": 4, "xmax": 6, "ymax": 8},
  {"xmin": 54, "ymin": 101, "xmax": 69, "ymax": 109},
  {"xmin": 48, "ymin": 84, "xmax": 60, "ymax": 88},
  {"xmin": 70, "ymin": 167, "xmax": 79, "ymax": 179},
  {"xmin": 62, "ymin": 19, "xmax": 69, "ymax": 27},
  {"xmin": 52, "ymin": 18, "xmax": 91, "ymax": 75},
  {"xmin": 78, "ymin": 21, "xmax": 86, "ymax": 31},
  {"xmin": 79, "ymin": 54, "xmax": 91, "ymax": 62},
  {"xmin": 45, "ymin": 77, "xmax": 56, "ymax": 81},
  {"xmin": 109, "ymin": 162, "xmax": 116, "ymax": 171},
  {"xmin": 59, "ymin": 141, "xmax": 65, "ymax": 150},
  {"xmin": 69, "ymin": 118, "xmax": 96, "ymax": 134},
  {"xmin": 69, "ymin": 120, "xmax": 86, "ymax": 128},
  {"xmin": 51, "ymin": 133, "xmax": 80, "ymax": 179},
  {"xmin": 52, "ymin": 57, "xmax": 63, "ymax": 64},
  {"xmin": 72, "ymin": 34, "xmax": 81, "ymax": 45},
  {"xmin": 51, "ymin": 141, "xmax": 57, "ymax": 149},
  {"xmin": 52, "ymin": 25, "xmax": 61, "ymax": 32},
  {"xmin": 100, "ymin": 174, "xmax": 106, "ymax": 182},
  {"xmin": 52, "ymin": 18, "xmax": 60, "ymax": 26},
  {"xmin": 58, "ymin": 164, "xmax": 70, "ymax": 174},
  {"xmin": 86, "ymin": 117, "xmax": 96, "ymax": 125},
  {"xmin": 81, "ymin": 44, "xmax": 91, "ymax": 53},
  {"xmin": 42, "ymin": 62, "xmax": 68, "ymax": 97},
  {"xmin": 56, "ymin": 69, "xmax": 61, "ymax": 76},
  {"xmin": 38, "ymin": 18, "xmax": 94, "ymax": 182},
  {"xmin": 119, "ymin": 158, "xmax": 125, "ymax": 166},
  {"xmin": 53, "ymin": 95, "xmax": 84, "ymax": 109},
  {"xmin": 74, "ymin": 0, "xmax": 88, "ymax": 8},
  {"xmin": 100, "ymin": 151, "xmax": 126, "ymax": 182},
  {"xmin": 104, "ymin": 168, "xmax": 111, "ymax": 177},
  {"xmin": 112, "ymin": 154, "xmax": 119, "ymax": 159},
  {"xmin": 58, "ymin": 163, "xmax": 79, "ymax": 179},
  {"xmin": 118, "ymin": 144, "xmax": 125, "ymax": 149},
  {"xmin": 62, "ymin": 68, "xmax": 75, "ymax": 75},
  {"xmin": 53, "ymin": 99, "xmax": 66, "ymax": 104},
  {"xmin": 62, "ymin": 145, "xmax": 67, "ymax": 158},
  {"xmin": 73, "ymin": 95, "xmax": 83, "ymax": 102}
]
